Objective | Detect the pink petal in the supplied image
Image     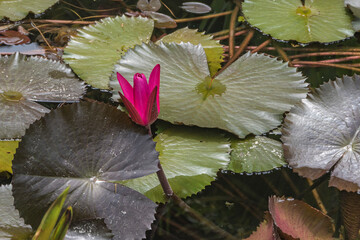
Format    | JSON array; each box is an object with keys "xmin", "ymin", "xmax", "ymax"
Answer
[
  {"xmin": 149, "ymin": 64, "xmax": 160, "ymax": 112},
  {"xmin": 117, "ymin": 72, "xmax": 134, "ymax": 104},
  {"xmin": 119, "ymin": 91, "xmax": 145, "ymax": 126},
  {"xmin": 146, "ymin": 86, "xmax": 159, "ymax": 125},
  {"xmin": 133, "ymin": 73, "xmax": 150, "ymax": 123}
]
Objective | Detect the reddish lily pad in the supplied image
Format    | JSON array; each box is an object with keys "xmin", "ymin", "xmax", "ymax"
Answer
[{"xmin": 12, "ymin": 102, "xmax": 159, "ymax": 240}]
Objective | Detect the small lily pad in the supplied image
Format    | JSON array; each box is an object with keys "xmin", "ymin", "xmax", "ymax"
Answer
[
  {"xmin": 228, "ymin": 136, "xmax": 286, "ymax": 174},
  {"xmin": 0, "ymin": 140, "xmax": 19, "ymax": 174},
  {"xmin": 121, "ymin": 126, "xmax": 230, "ymax": 203},
  {"xmin": 0, "ymin": 184, "xmax": 33, "ymax": 240},
  {"xmin": 282, "ymin": 75, "xmax": 360, "ymax": 192},
  {"xmin": 0, "ymin": 0, "xmax": 58, "ymax": 21},
  {"xmin": 0, "ymin": 53, "xmax": 85, "ymax": 139},
  {"xmin": 111, "ymin": 42, "xmax": 307, "ymax": 138},
  {"xmin": 63, "ymin": 16, "xmax": 154, "ymax": 89},
  {"xmin": 12, "ymin": 102, "xmax": 159, "ymax": 240},
  {"xmin": 158, "ymin": 27, "xmax": 224, "ymax": 76},
  {"xmin": 243, "ymin": 0, "xmax": 354, "ymax": 43}
]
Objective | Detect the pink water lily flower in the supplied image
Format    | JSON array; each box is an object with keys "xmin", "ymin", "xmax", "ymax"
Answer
[{"xmin": 117, "ymin": 64, "xmax": 160, "ymax": 126}]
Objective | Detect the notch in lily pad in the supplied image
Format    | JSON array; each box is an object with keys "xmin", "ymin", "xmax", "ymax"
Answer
[
  {"xmin": 12, "ymin": 102, "xmax": 159, "ymax": 239},
  {"xmin": 282, "ymin": 74, "xmax": 360, "ymax": 192}
]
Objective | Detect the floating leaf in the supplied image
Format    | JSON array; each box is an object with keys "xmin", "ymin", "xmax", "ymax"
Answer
[
  {"xmin": 243, "ymin": 0, "xmax": 354, "ymax": 43},
  {"xmin": 179, "ymin": 2, "xmax": 212, "ymax": 14},
  {"xmin": 137, "ymin": 0, "xmax": 161, "ymax": 12},
  {"xmin": 144, "ymin": 11, "xmax": 177, "ymax": 29},
  {"xmin": 0, "ymin": 140, "xmax": 19, "ymax": 174},
  {"xmin": 245, "ymin": 212, "xmax": 277, "ymax": 240},
  {"xmin": 63, "ymin": 16, "xmax": 154, "ymax": 89},
  {"xmin": 121, "ymin": 126, "xmax": 230, "ymax": 203},
  {"xmin": 158, "ymin": 27, "xmax": 224, "ymax": 76},
  {"xmin": 228, "ymin": 136, "xmax": 286, "ymax": 174},
  {"xmin": 0, "ymin": 0, "xmax": 58, "ymax": 21},
  {"xmin": 111, "ymin": 43, "xmax": 307, "ymax": 138},
  {"xmin": 0, "ymin": 184, "xmax": 32, "ymax": 240},
  {"xmin": 282, "ymin": 75, "xmax": 360, "ymax": 192},
  {"xmin": 12, "ymin": 102, "xmax": 159, "ymax": 240},
  {"xmin": 268, "ymin": 196, "xmax": 333, "ymax": 239},
  {"xmin": 0, "ymin": 53, "xmax": 85, "ymax": 139}
]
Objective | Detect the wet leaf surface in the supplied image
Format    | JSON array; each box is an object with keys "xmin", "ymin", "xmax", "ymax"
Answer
[
  {"xmin": 111, "ymin": 43, "xmax": 308, "ymax": 138},
  {"xmin": 12, "ymin": 102, "xmax": 159, "ymax": 240},
  {"xmin": 282, "ymin": 75, "xmax": 360, "ymax": 191},
  {"xmin": 0, "ymin": 53, "xmax": 85, "ymax": 139}
]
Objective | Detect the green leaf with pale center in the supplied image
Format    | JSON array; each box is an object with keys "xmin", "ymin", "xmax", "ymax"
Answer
[
  {"xmin": 0, "ymin": 0, "xmax": 58, "ymax": 21},
  {"xmin": 243, "ymin": 0, "xmax": 354, "ymax": 43},
  {"xmin": 0, "ymin": 140, "xmax": 19, "ymax": 174},
  {"xmin": 63, "ymin": 16, "xmax": 154, "ymax": 89},
  {"xmin": 0, "ymin": 53, "xmax": 85, "ymax": 139},
  {"xmin": 121, "ymin": 126, "xmax": 230, "ymax": 203},
  {"xmin": 0, "ymin": 185, "xmax": 33, "ymax": 240},
  {"xmin": 228, "ymin": 136, "xmax": 286, "ymax": 173},
  {"xmin": 111, "ymin": 42, "xmax": 307, "ymax": 138},
  {"xmin": 158, "ymin": 27, "xmax": 224, "ymax": 76}
]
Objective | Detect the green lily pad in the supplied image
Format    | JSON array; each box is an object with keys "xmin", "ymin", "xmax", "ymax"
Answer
[
  {"xmin": 12, "ymin": 102, "xmax": 159, "ymax": 239},
  {"xmin": 63, "ymin": 16, "xmax": 154, "ymax": 89},
  {"xmin": 0, "ymin": 53, "xmax": 85, "ymax": 139},
  {"xmin": 111, "ymin": 42, "xmax": 307, "ymax": 138},
  {"xmin": 243, "ymin": 0, "xmax": 354, "ymax": 43},
  {"xmin": 282, "ymin": 75, "xmax": 360, "ymax": 192},
  {"xmin": 0, "ymin": 185, "xmax": 33, "ymax": 240},
  {"xmin": 158, "ymin": 27, "xmax": 224, "ymax": 76},
  {"xmin": 228, "ymin": 136, "xmax": 286, "ymax": 173},
  {"xmin": 0, "ymin": 140, "xmax": 19, "ymax": 174},
  {"xmin": 0, "ymin": 0, "xmax": 58, "ymax": 21},
  {"xmin": 121, "ymin": 126, "xmax": 231, "ymax": 203}
]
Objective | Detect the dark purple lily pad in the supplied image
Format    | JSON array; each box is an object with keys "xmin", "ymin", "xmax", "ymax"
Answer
[{"xmin": 12, "ymin": 102, "xmax": 159, "ymax": 240}]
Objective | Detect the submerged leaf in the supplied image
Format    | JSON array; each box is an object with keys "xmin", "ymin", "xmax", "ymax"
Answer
[
  {"xmin": 0, "ymin": 140, "xmax": 19, "ymax": 174},
  {"xmin": 158, "ymin": 27, "xmax": 224, "ymax": 76},
  {"xmin": 0, "ymin": 185, "xmax": 32, "ymax": 240},
  {"xmin": 0, "ymin": 53, "xmax": 85, "ymax": 139},
  {"xmin": 179, "ymin": 2, "xmax": 212, "ymax": 14},
  {"xmin": 121, "ymin": 125, "xmax": 230, "ymax": 203},
  {"xmin": 268, "ymin": 196, "xmax": 333, "ymax": 239},
  {"xmin": 63, "ymin": 16, "xmax": 154, "ymax": 89},
  {"xmin": 12, "ymin": 102, "xmax": 159, "ymax": 240},
  {"xmin": 245, "ymin": 212, "xmax": 277, "ymax": 240},
  {"xmin": 0, "ymin": 0, "xmax": 58, "ymax": 21},
  {"xmin": 243, "ymin": 0, "xmax": 354, "ymax": 43},
  {"xmin": 282, "ymin": 75, "xmax": 360, "ymax": 191},
  {"xmin": 111, "ymin": 42, "xmax": 307, "ymax": 138},
  {"xmin": 228, "ymin": 136, "xmax": 286, "ymax": 174},
  {"xmin": 137, "ymin": 0, "xmax": 161, "ymax": 12}
]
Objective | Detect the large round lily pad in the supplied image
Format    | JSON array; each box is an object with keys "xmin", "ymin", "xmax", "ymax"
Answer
[
  {"xmin": 0, "ymin": 0, "xmax": 58, "ymax": 21},
  {"xmin": 0, "ymin": 53, "xmax": 85, "ymax": 139},
  {"xmin": 121, "ymin": 125, "xmax": 230, "ymax": 203},
  {"xmin": 111, "ymin": 42, "xmax": 307, "ymax": 138},
  {"xmin": 63, "ymin": 16, "xmax": 154, "ymax": 89},
  {"xmin": 243, "ymin": 0, "xmax": 354, "ymax": 43},
  {"xmin": 12, "ymin": 102, "xmax": 159, "ymax": 240},
  {"xmin": 282, "ymin": 75, "xmax": 360, "ymax": 192}
]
